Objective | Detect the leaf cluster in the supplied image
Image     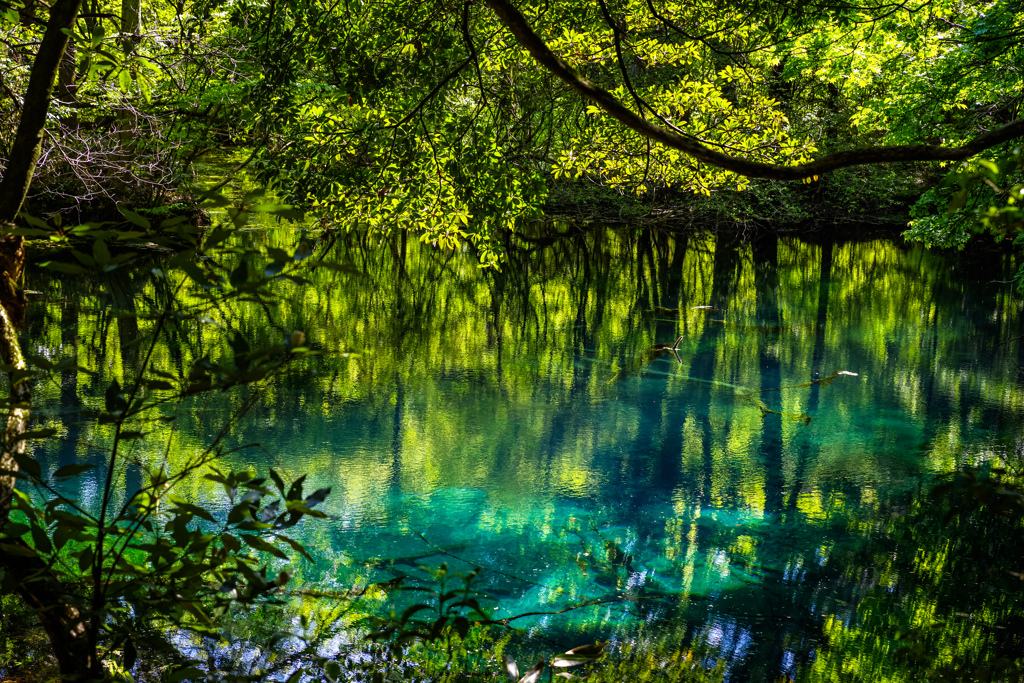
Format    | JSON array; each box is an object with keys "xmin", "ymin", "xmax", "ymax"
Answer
[{"xmin": 0, "ymin": 193, "xmax": 334, "ymax": 680}]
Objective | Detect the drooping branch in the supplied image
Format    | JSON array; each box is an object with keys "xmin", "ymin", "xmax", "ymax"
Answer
[{"xmin": 482, "ymin": 0, "xmax": 1024, "ymax": 181}]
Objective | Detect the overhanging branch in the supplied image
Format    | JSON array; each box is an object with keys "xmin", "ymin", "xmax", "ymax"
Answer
[{"xmin": 482, "ymin": 0, "xmax": 1024, "ymax": 181}]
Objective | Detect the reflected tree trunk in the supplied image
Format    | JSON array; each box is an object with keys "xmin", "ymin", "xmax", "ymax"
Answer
[
  {"xmin": 789, "ymin": 240, "xmax": 832, "ymax": 510},
  {"xmin": 390, "ymin": 373, "xmax": 404, "ymax": 492},
  {"xmin": 107, "ymin": 272, "xmax": 141, "ymax": 370},
  {"xmin": 57, "ymin": 301, "xmax": 85, "ymax": 471},
  {"xmin": 753, "ymin": 234, "xmax": 783, "ymax": 513},
  {"xmin": 635, "ymin": 230, "xmax": 656, "ymax": 315},
  {"xmin": 689, "ymin": 234, "xmax": 740, "ymax": 508},
  {"xmin": 652, "ymin": 234, "xmax": 689, "ymax": 491}
]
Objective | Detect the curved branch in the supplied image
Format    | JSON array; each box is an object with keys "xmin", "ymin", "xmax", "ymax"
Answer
[
  {"xmin": 483, "ymin": 0, "xmax": 1024, "ymax": 181},
  {"xmin": 387, "ymin": 52, "xmax": 475, "ymax": 130}
]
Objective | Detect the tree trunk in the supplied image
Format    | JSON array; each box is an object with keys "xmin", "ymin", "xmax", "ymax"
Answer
[
  {"xmin": 121, "ymin": 0, "xmax": 141, "ymax": 54},
  {"xmin": 58, "ymin": 41, "xmax": 79, "ymax": 128},
  {"xmin": 0, "ymin": 0, "xmax": 83, "ymax": 221},
  {"xmin": 0, "ymin": 0, "xmax": 101, "ymax": 679}
]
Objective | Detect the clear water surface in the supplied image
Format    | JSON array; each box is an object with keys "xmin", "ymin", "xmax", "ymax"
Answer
[{"xmin": 24, "ymin": 224, "xmax": 1024, "ymax": 681}]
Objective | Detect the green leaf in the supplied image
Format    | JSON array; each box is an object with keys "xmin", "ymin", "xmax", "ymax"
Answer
[
  {"xmin": 171, "ymin": 502, "xmax": 217, "ymax": 523},
  {"xmin": 230, "ymin": 261, "xmax": 249, "ymax": 288},
  {"xmin": 53, "ymin": 524, "xmax": 75, "ymax": 551},
  {"xmin": 12, "ymin": 451, "xmax": 42, "ymax": 479},
  {"xmin": 203, "ymin": 226, "xmax": 233, "ymax": 250},
  {"xmin": 166, "ymin": 666, "xmax": 206, "ymax": 682},
  {"xmin": 53, "ymin": 463, "xmax": 96, "ymax": 479},
  {"xmin": 16, "ymin": 428, "xmax": 57, "ymax": 442},
  {"xmin": 41, "ymin": 261, "xmax": 89, "ymax": 275},
  {"xmin": 198, "ymin": 191, "xmax": 231, "ymax": 208},
  {"xmin": 30, "ymin": 524, "xmax": 52, "ymax": 554},
  {"xmin": 947, "ymin": 187, "xmax": 969, "ymax": 215},
  {"xmin": 24, "ymin": 352, "xmax": 53, "ymax": 371},
  {"xmin": 105, "ymin": 380, "xmax": 128, "ymax": 415},
  {"xmin": 269, "ymin": 469, "xmax": 286, "ymax": 495},
  {"xmin": 240, "ymin": 534, "xmax": 289, "ymax": 560},
  {"xmin": 977, "ymin": 159, "xmax": 999, "ymax": 175},
  {"xmin": 286, "ymin": 474, "xmax": 307, "ymax": 501},
  {"xmin": 93, "ymin": 239, "xmax": 112, "ymax": 268},
  {"xmin": 157, "ymin": 216, "xmax": 188, "ymax": 230},
  {"xmin": 0, "ymin": 542, "xmax": 38, "ymax": 558},
  {"xmin": 0, "ymin": 523, "xmax": 30, "ymax": 539},
  {"xmin": 271, "ymin": 533, "xmax": 313, "ymax": 562},
  {"xmin": 221, "ymin": 533, "xmax": 241, "ymax": 552},
  {"xmin": 304, "ymin": 487, "xmax": 331, "ymax": 508},
  {"xmin": 228, "ymin": 207, "xmax": 249, "ymax": 229},
  {"xmin": 77, "ymin": 546, "xmax": 94, "ymax": 572},
  {"xmin": 264, "ymin": 260, "xmax": 287, "ymax": 277},
  {"xmin": 179, "ymin": 261, "xmax": 214, "ymax": 288}
]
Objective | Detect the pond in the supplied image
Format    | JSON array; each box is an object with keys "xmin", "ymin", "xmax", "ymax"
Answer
[{"xmin": 24, "ymin": 222, "xmax": 1024, "ymax": 681}]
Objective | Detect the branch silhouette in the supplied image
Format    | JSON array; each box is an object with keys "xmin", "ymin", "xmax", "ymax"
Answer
[{"xmin": 482, "ymin": 0, "xmax": 1024, "ymax": 180}]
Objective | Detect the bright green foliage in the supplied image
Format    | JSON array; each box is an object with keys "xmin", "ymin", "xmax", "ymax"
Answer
[
  {"xmin": 780, "ymin": 0, "xmax": 1022, "ymax": 148},
  {"xmin": 235, "ymin": 0, "xmax": 818, "ymax": 263},
  {"xmin": 219, "ymin": 0, "xmax": 1022, "ymax": 262},
  {"xmin": 906, "ymin": 148, "xmax": 1024, "ymax": 264},
  {"xmin": 4, "ymin": 0, "xmax": 1022, "ymax": 259}
]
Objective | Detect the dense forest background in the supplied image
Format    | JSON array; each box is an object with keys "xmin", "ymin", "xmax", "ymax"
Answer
[
  {"xmin": 3, "ymin": 0, "xmax": 1023, "ymax": 252},
  {"xmin": 1, "ymin": 0, "xmax": 1024, "ymax": 681}
]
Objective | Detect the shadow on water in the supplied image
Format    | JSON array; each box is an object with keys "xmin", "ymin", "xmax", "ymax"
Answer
[{"xmin": 24, "ymin": 222, "xmax": 1024, "ymax": 681}]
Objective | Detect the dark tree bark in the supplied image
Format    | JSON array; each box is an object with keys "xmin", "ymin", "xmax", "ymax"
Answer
[{"xmin": 0, "ymin": 0, "xmax": 83, "ymax": 221}]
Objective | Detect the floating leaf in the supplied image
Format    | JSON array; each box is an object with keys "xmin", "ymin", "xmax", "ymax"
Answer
[
  {"xmin": 552, "ymin": 642, "xmax": 607, "ymax": 667},
  {"xmin": 503, "ymin": 655, "xmax": 520, "ymax": 682},
  {"xmin": 519, "ymin": 660, "xmax": 544, "ymax": 683}
]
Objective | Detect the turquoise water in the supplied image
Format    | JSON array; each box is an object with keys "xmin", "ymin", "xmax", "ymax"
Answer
[{"xmin": 25, "ymin": 227, "xmax": 1024, "ymax": 680}]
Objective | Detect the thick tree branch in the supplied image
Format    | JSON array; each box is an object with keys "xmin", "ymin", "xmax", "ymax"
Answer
[{"xmin": 482, "ymin": 0, "xmax": 1024, "ymax": 180}]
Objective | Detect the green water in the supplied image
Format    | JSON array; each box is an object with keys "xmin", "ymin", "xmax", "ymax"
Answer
[{"xmin": 24, "ymin": 226, "xmax": 1024, "ymax": 680}]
